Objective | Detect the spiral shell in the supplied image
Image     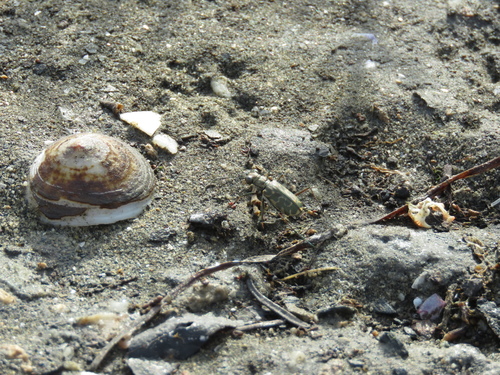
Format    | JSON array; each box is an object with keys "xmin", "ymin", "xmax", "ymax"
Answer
[{"xmin": 27, "ymin": 133, "xmax": 156, "ymax": 226}]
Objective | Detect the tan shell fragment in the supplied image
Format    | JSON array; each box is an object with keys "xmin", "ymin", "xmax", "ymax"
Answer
[
  {"xmin": 0, "ymin": 288, "xmax": 16, "ymax": 304},
  {"xmin": 27, "ymin": 133, "xmax": 156, "ymax": 226},
  {"xmin": 408, "ymin": 198, "xmax": 455, "ymax": 229}
]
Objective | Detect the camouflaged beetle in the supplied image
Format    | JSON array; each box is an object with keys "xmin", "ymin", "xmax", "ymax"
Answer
[{"xmin": 245, "ymin": 171, "xmax": 305, "ymax": 217}]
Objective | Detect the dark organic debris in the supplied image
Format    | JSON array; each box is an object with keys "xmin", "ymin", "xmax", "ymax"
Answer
[
  {"xmin": 100, "ymin": 100, "xmax": 124, "ymax": 116},
  {"xmin": 128, "ymin": 313, "xmax": 244, "ymax": 360},
  {"xmin": 462, "ymin": 279, "xmax": 483, "ymax": 298}
]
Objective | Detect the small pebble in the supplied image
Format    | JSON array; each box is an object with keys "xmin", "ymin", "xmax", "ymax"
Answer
[
  {"xmin": 317, "ymin": 305, "xmax": 356, "ymax": 320},
  {"xmin": 379, "ymin": 332, "xmax": 409, "ymax": 359},
  {"xmin": 372, "ymin": 298, "xmax": 397, "ymax": 315},
  {"xmin": 84, "ymin": 43, "xmax": 98, "ymax": 54},
  {"xmin": 417, "ymin": 294, "xmax": 446, "ymax": 321},
  {"xmin": 203, "ymin": 129, "xmax": 222, "ymax": 139},
  {"xmin": 348, "ymin": 359, "xmax": 365, "ymax": 368},
  {"xmin": 413, "ymin": 297, "xmax": 423, "ymax": 310}
]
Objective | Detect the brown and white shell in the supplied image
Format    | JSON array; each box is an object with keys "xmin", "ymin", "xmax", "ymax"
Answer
[{"xmin": 27, "ymin": 133, "xmax": 156, "ymax": 226}]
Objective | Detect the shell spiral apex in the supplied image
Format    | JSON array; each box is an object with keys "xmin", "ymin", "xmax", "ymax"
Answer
[{"xmin": 27, "ymin": 133, "xmax": 156, "ymax": 226}]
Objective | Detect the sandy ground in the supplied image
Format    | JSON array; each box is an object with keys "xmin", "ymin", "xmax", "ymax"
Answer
[{"xmin": 1, "ymin": 0, "xmax": 500, "ymax": 374}]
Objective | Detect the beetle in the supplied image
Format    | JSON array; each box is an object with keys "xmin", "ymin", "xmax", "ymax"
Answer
[{"xmin": 245, "ymin": 171, "xmax": 304, "ymax": 217}]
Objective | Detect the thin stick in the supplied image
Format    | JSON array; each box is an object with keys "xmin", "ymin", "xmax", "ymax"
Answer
[
  {"xmin": 235, "ymin": 319, "xmax": 285, "ymax": 331},
  {"xmin": 281, "ymin": 267, "xmax": 339, "ymax": 281},
  {"xmin": 246, "ymin": 277, "xmax": 310, "ymax": 328}
]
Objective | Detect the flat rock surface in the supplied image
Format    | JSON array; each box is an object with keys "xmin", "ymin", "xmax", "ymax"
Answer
[{"xmin": 0, "ymin": 0, "xmax": 499, "ymax": 374}]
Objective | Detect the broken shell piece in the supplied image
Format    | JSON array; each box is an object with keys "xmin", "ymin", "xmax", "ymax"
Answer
[
  {"xmin": 77, "ymin": 312, "xmax": 125, "ymax": 326},
  {"xmin": 120, "ymin": 111, "xmax": 162, "ymax": 137},
  {"xmin": 0, "ymin": 344, "xmax": 30, "ymax": 362},
  {"xmin": 417, "ymin": 293, "xmax": 446, "ymax": 321},
  {"xmin": 0, "ymin": 288, "xmax": 16, "ymax": 304},
  {"xmin": 408, "ymin": 198, "xmax": 455, "ymax": 228},
  {"xmin": 152, "ymin": 133, "xmax": 178, "ymax": 154},
  {"xmin": 211, "ymin": 76, "xmax": 232, "ymax": 98}
]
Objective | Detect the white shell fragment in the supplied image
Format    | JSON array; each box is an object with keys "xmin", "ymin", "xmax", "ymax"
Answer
[
  {"xmin": 407, "ymin": 198, "xmax": 455, "ymax": 229},
  {"xmin": 211, "ymin": 76, "xmax": 232, "ymax": 98},
  {"xmin": 120, "ymin": 111, "xmax": 162, "ymax": 137},
  {"xmin": 152, "ymin": 133, "xmax": 178, "ymax": 154}
]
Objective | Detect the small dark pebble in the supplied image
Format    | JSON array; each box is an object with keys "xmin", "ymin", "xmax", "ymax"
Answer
[
  {"xmin": 347, "ymin": 359, "xmax": 365, "ymax": 368},
  {"xmin": 462, "ymin": 278, "xmax": 483, "ymax": 298},
  {"xmin": 392, "ymin": 368, "xmax": 408, "ymax": 375},
  {"xmin": 188, "ymin": 212, "xmax": 229, "ymax": 233},
  {"xmin": 148, "ymin": 227, "xmax": 177, "ymax": 243},
  {"xmin": 33, "ymin": 63, "xmax": 47, "ymax": 75},
  {"xmin": 394, "ymin": 186, "xmax": 411, "ymax": 199},
  {"xmin": 379, "ymin": 190, "xmax": 392, "ymax": 202},
  {"xmin": 249, "ymin": 147, "xmax": 259, "ymax": 157},
  {"xmin": 403, "ymin": 326, "xmax": 418, "ymax": 339},
  {"xmin": 372, "ymin": 298, "xmax": 397, "ymax": 315},
  {"xmin": 315, "ymin": 145, "xmax": 331, "ymax": 158},
  {"xmin": 386, "ymin": 156, "xmax": 398, "ymax": 168},
  {"xmin": 379, "ymin": 332, "xmax": 409, "ymax": 359},
  {"xmin": 317, "ymin": 305, "xmax": 357, "ymax": 321}
]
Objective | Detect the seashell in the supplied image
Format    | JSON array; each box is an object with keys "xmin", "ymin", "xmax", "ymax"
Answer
[
  {"xmin": 119, "ymin": 111, "xmax": 162, "ymax": 137},
  {"xmin": 27, "ymin": 133, "xmax": 156, "ymax": 226}
]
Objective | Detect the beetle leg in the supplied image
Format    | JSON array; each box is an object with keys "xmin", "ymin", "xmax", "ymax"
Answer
[
  {"xmin": 250, "ymin": 193, "xmax": 262, "ymax": 208},
  {"xmin": 295, "ymin": 187, "xmax": 310, "ymax": 197}
]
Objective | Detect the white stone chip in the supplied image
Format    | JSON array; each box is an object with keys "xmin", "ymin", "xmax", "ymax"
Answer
[
  {"xmin": 211, "ymin": 76, "xmax": 232, "ymax": 98},
  {"xmin": 152, "ymin": 133, "xmax": 178, "ymax": 154},
  {"xmin": 120, "ymin": 111, "xmax": 162, "ymax": 137}
]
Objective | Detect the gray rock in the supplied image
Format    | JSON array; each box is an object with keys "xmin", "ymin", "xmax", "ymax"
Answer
[
  {"xmin": 127, "ymin": 358, "xmax": 177, "ymax": 375},
  {"xmin": 128, "ymin": 313, "xmax": 244, "ymax": 360},
  {"xmin": 372, "ymin": 298, "xmax": 397, "ymax": 315},
  {"xmin": 477, "ymin": 299, "xmax": 500, "ymax": 338},
  {"xmin": 379, "ymin": 332, "xmax": 409, "ymax": 359}
]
